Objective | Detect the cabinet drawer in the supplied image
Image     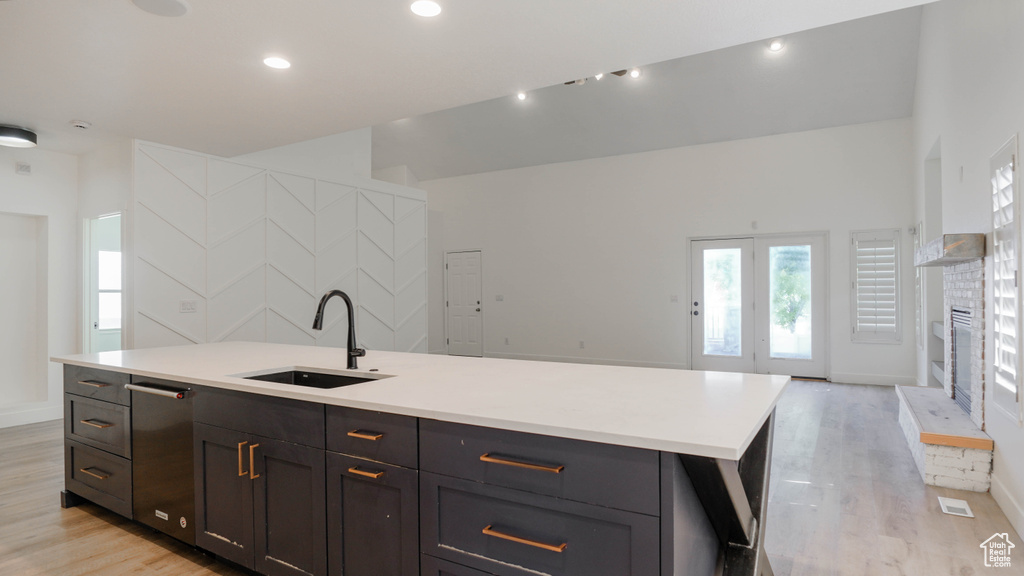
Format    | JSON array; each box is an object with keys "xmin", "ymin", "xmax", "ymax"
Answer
[
  {"xmin": 65, "ymin": 440, "xmax": 132, "ymax": 518},
  {"xmin": 193, "ymin": 386, "xmax": 325, "ymax": 448},
  {"xmin": 326, "ymin": 406, "xmax": 417, "ymax": 468},
  {"xmin": 64, "ymin": 394, "xmax": 131, "ymax": 458},
  {"xmin": 420, "ymin": 420, "xmax": 659, "ymax": 515},
  {"xmin": 421, "ymin": 556, "xmax": 495, "ymax": 576},
  {"xmin": 420, "ymin": 473, "xmax": 659, "ymax": 576},
  {"xmin": 64, "ymin": 365, "xmax": 130, "ymax": 406}
]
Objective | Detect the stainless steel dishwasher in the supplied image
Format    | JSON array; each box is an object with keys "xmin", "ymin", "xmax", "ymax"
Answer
[{"xmin": 127, "ymin": 380, "xmax": 195, "ymax": 545}]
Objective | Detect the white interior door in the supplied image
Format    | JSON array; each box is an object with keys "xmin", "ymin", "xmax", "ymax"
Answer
[
  {"xmin": 753, "ymin": 234, "xmax": 828, "ymax": 378},
  {"xmin": 446, "ymin": 250, "xmax": 483, "ymax": 357},
  {"xmin": 87, "ymin": 214, "xmax": 123, "ymax": 353},
  {"xmin": 690, "ymin": 239, "xmax": 755, "ymax": 372}
]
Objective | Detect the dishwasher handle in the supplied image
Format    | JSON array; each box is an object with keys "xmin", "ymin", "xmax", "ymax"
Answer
[{"xmin": 125, "ymin": 383, "xmax": 189, "ymax": 399}]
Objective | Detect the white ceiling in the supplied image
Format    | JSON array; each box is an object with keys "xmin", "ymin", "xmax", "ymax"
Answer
[
  {"xmin": 0, "ymin": 0, "xmax": 933, "ymax": 157},
  {"xmin": 373, "ymin": 8, "xmax": 924, "ymax": 181}
]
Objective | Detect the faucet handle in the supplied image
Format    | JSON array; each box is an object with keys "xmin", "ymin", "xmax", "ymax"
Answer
[{"xmin": 351, "ymin": 348, "xmax": 366, "ymax": 358}]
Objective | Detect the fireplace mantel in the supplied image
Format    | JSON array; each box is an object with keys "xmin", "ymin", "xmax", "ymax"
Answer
[{"xmin": 914, "ymin": 233, "xmax": 985, "ymax": 267}]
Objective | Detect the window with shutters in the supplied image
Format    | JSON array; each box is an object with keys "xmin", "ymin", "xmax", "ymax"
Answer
[
  {"xmin": 851, "ymin": 229, "xmax": 901, "ymax": 343},
  {"xmin": 991, "ymin": 136, "xmax": 1022, "ymax": 425}
]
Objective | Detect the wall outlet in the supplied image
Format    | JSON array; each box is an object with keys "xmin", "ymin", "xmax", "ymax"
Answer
[
  {"xmin": 579, "ymin": 340, "xmax": 585, "ymax": 349},
  {"xmin": 670, "ymin": 295, "xmax": 678, "ymax": 303},
  {"xmin": 495, "ymin": 295, "xmax": 504, "ymax": 301},
  {"xmin": 179, "ymin": 300, "xmax": 198, "ymax": 313}
]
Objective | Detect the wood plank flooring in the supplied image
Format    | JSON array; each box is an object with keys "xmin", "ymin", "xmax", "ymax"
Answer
[
  {"xmin": 0, "ymin": 382, "xmax": 1020, "ymax": 575},
  {"xmin": 766, "ymin": 381, "xmax": 1023, "ymax": 575}
]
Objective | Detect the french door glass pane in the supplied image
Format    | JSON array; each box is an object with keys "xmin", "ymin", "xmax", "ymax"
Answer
[
  {"xmin": 704, "ymin": 248, "xmax": 742, "ymax": 356},
  {"xmin": 98, "ymin": 251, "xmax": 121, "ymax": 290},
  {"xmin": 98, "ymin": 292, "xmax": 121, "ymax": 330},
  {"xmin": 769, "ymin": 245, "xmax": 812, "ymax": 359}
]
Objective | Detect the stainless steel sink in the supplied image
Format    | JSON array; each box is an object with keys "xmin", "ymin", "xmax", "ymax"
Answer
[{"xmin": 243, "ymin": 370, "xmax": 375, "ymax": 389}]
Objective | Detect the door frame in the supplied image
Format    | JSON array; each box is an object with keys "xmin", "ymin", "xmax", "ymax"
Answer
[
  {"xmin": 81, "ymin": 212, "xmax": 125, "ymax": 354},
  {"xmin": 687, "ymin": 231, "xmax": 830, "ymax": 379},
  {"xmin": 444, "ymin": 249, "xmax": 483, "ymax": 356}
]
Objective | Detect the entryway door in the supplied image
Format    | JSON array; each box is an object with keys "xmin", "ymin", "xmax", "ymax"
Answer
[
  {"xmin": 690, "ymin": 234, "xmax": 828, "ymax": 378},
  {"xmin": 445, "ymin": 250, "xmax": 483, "ymax": 357},
  {"xmin": 85, "ymin": 213, "xmax": 123, "ymax": 354}
]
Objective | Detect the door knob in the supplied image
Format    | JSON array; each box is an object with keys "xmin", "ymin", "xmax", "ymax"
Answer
[{"xmin": 476, "ymin": 308, "xmax": 481, "ymax": 312}]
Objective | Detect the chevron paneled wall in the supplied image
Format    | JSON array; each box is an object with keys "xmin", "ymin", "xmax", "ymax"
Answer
[{"xmin": 131, "ymin": 142, "xmax": 427, "ymax": 354}]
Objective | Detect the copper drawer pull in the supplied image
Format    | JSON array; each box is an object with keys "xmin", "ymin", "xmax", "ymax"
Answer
[
  {"xmin": 482, "ymin": 525, "xmax": 567, "ymax": 553},
  {"xmin": 80, "ymin": 419, "xmax": 113, "ymax": 429},
  {"xmin": 347, "ymin": 429, "xmax": 384, "ymax": 441},
  {"xmin": 479, "ymin": 453, "xmax": 564, "ymax": 474},
  {"xmin": 77, "ymin": 380, "xmax": 111, "ymax": 388},
  {"xmin": 249, "ymin": 444, "xmax": 260, "ymax": 480},
  {"xmin": 347, "ymin": 466, "xmax": 385, "ymax": 479},
  {"xmin": 238, "ymin": 441, "xmax": 248, "ymax": 477},
  {"xmin": 79, "ymin": 467, "xmax": 110, "ymax": 480}
]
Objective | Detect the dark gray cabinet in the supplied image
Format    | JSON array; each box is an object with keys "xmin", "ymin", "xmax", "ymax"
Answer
[
  {"xmin": 61, "ymin": 365, "xmax": 133, "ymax": 518},
  {"xmin": 326, "ymin": 452, "xmax": 418, "ymax": 576},
  {"xmin": 193, "ymin": 389, "xmax": 327, "ymax": 576},
  {"xmin": 421, "ymin": 556, "xmax": 495, "ymax": 576},
  {"xmin": 326, "ymin": 406, "xmax": 420, "ymax": 576}
]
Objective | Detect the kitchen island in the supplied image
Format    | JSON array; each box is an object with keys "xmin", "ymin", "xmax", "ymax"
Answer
[{"xmin": 55, "ymin": 341, "xmax": 788, "ymax": 576}]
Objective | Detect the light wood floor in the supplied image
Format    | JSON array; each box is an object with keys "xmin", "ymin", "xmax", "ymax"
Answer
[
  {"xmin": 766, "ymin": 381, "xmax": 1023, "ymax": 575},
  {"xmin": 0, "ymin": 382, "xmax": 1020, "ymax": 575}
]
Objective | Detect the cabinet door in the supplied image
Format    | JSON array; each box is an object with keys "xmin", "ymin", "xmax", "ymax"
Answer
[
  {"xmin": 252, "ymin": 437, "xmax": 327, "ymax": 576},
  {"xmin": 327, "ymin": 452, "xmax": 419, "ymax": 576},
  {"xmin": 194, "ymin": 423, "xmax": 255, "ymax": 569}
]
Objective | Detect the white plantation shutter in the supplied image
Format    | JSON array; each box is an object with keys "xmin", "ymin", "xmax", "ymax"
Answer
[
  {"xmin": 851, "ymin": 229, "xmax": 901, "ymax": 343},
  {"xmin": 991, "ymin": 136, "xmax": 1022, "ymax": 424}
]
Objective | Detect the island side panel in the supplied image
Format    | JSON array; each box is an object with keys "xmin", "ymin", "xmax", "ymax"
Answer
[{"xmin": 660, "ymin": 452, "xmax": 720, "ymax": 576}]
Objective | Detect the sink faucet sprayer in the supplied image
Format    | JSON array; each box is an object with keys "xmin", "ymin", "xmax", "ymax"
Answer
[{"xmin": 311, "ymin": 290, "xmax": 366, "ymax": 369}]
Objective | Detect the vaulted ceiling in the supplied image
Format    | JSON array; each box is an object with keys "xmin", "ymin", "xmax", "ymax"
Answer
[{"xmin": 0, "ymin": 0, "xmax": 933, "ymax": 159}]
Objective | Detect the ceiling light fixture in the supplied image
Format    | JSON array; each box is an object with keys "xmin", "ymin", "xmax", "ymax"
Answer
[
  {"xmin": 410, "ymin": 0, "xmax": 441, "ymax": 17},
  {"xmin": 629, "ymin": 68, "xmax": 642, "ymax": 79},
  {"xmin": 516, "ymin": 92, "xmax": 527, "ymax": 101},
  {"xmin": 0, "ymin": 126, "xmax": 38, "ymax": 148},
  {"xmin": 768, "ymin": 38, "xmax": 785, "ymax": 52},
  {"xmin": 263, "ymin": 57, "xmax": 291, "ymax": 69},
  {"xmin": 132, "ymin": 0, "xmax": 190, "ymax": 17},
  {"xmin": 594, "ymin": 73, "xmax": 604, "ymax": 80}
]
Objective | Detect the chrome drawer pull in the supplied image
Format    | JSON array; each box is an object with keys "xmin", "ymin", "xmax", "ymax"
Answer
[
  {"xmin": 347, "ymin": 429, "xmax": 384, "ymax": 441},
  {"xmin": 479, "ymin": 453, "xmax": 564, "ymax": 474},
  {"xmin": 482, "ymin": 525, "xmax": 567, "ymax": 553},
  {"xmin": 80, "ymin": 419, "xmax": 113, "ymax": 429},
  {"xmin": 78, "ymin": 380, "xmax": 111, "ymax": 388},
  {"xmin": 79, "ymin": 467, "xmax": 110, "ymax": 481},
  {"xmin": 347, "ymin": 466, "xmax": 385, "ymax": 479}
]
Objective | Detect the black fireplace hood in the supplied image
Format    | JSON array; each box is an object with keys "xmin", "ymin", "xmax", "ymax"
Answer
[{"xmin": 914, "ymin": 234, "xmax": 986, "ymax": 267}]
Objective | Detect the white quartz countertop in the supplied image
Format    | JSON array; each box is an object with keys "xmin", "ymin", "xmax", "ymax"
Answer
[{"xmin": 53, "ymin": 342, "xmax": 788, "ymax": 460}]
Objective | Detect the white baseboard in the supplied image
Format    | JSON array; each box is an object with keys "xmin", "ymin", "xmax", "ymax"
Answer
[
  {"xmin": 829, "ymin": 372, "xmax": 916, "ymax": 387},
  {"xmin": 992, "ymin": 472, "xmax": 1024, "ymax": 539},
  {"xmin": 428, "ymin": 349, "xmax": 447, "ymax": 355},
  {"xmin": 484, "ymin": 351, "xmax": 688, "ymax": 370},
  {"xmin": 0, "ymin": 404, "xmax": 63, "ymax": 429}
]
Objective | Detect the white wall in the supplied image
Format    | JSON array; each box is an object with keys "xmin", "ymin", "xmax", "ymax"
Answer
[
  {"xmin": 233, "ymin": 128, "xmax": 372, "ymax": 183},
  {"xmin": 0, "ymin": 213, "xmax": 45, "ymax": 405},
  {"xmin": 79, "ymin": 139, "xmax": 132, "ymax": 219},
  {"xmin": 131, "ymin": 141, "xmax": 427, "ymax": 354},
  {"xmin": 0, "ymin": 147, "xmax": 78, "ymax": 428},
  {"xmin": 912, "ymin": 0, "xmax": 1024, "ymax": 537},
  {"xmin": 423, "ymin": 118, "xmax": 917, "ymax": 382}
]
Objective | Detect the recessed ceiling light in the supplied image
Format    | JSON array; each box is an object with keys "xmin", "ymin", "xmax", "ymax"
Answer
[
  {"xmin": 516, "ymin": 92, "xmax": 527, "ymax": 101},
  {"xmin": 263, "ymin": 57, "xmax": 291, "ymax": 69},
  {"xmin": 594, "ymin": 73, "xmax": 604, "ymax": 80},
  {"xmin": 411, "ymin": 1, "xmax": 441, "ymax": 17},
  {"xmin": 132, "ymin": 0, "xmax": 190, "ymax": 18},
  {"xmin": 768, "ymin": 38, "xmax": 785, "ymax": 52},
  {"xmin": 629, "ymin": 68, "xmax": 642, "ymax": 79},
  {"xmin": 0, "ymin": 126, "xmax": 38, "ymax": 148}
]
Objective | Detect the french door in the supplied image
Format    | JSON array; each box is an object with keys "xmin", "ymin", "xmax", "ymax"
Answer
[{"xmin": 690, "ymin": 234, "xmax": 827, "ymax": 378}]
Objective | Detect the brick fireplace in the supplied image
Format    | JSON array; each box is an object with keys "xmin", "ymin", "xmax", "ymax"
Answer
[{"xmin": 943, "ymin": 259, "xmax": 985, "ymax": 429}]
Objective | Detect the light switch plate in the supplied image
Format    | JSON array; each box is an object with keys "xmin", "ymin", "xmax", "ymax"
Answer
[{"xmin": 179, "ymin": 300, "xmax": 198, "ymax": 313}]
